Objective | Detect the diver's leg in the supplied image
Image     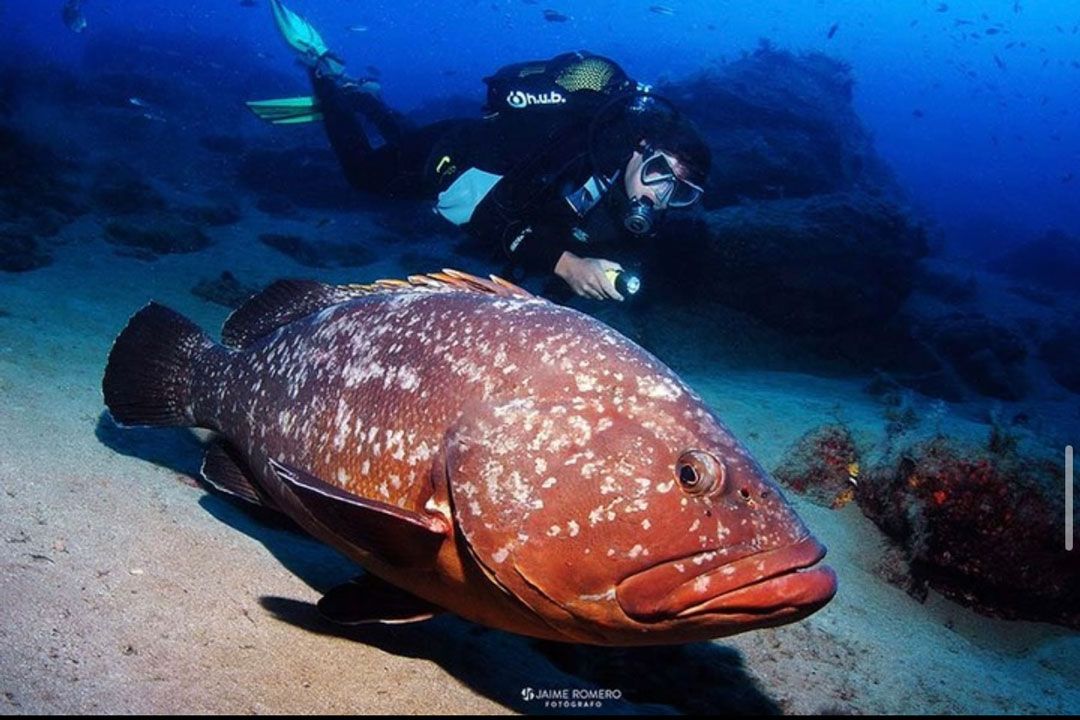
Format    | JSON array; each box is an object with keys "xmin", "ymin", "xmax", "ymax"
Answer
[{"xmin": 310, "ymin": 70, "xmax": 376, "ymax": 190}]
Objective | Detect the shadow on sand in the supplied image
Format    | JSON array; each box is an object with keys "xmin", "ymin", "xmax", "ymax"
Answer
[{"xmin": 96, "ymin": 413, "xmax": 779, "ymax": 714}]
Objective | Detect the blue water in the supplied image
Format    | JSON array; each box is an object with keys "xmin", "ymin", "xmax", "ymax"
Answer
[{"xmin": 7, "ymin": 0, "xmax": 1079, "ymax": 253}]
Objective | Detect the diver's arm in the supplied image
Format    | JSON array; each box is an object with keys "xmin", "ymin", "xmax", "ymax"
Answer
[{"xmin": 468, "ymin": 204, "xmax": 617, "ymax": 298}]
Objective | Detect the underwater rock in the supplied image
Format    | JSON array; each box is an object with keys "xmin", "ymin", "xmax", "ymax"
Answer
[
  {"xmin": 772, "ymin": 425, "xmax": 861, "ymax": 508},
  {"xmin": 255, "ymin": 195, "xmax": 300, "ymax": 218},
  {"xmin": 657, "ymin": 192, "xmax": 927, "ymax": 335},
  {"xmin": 0, "ymin": 230, "xmax": 52, "ymax": 272},
  {"xmin": 258, "ymin": 233, "xmax": 377, "ymax": 268},
  {"xmin": 913, "ymin": 267, "xmax": 979, "ymax": 304},
  {"xmin": 986, "ymin": 229, "xmax": 1080, "ymax": 295},
  {"xmin": 856, "ymin": 435, "xmax": 1076, "ymax": 629},
  {"xmin": 662, "ymin": 43, "xmax": 899, "ymax": 207},
  {"xmin": 1039, "ymin": 323, "xmax": 1080, "ymax": 394},
  {"xmin": 198, "ymin": 134, "xmax": 247, "ymax": 156},
  {"xmin": 191, "ymin": 271, "xmax": 258, "ymax": 309},
  {"xmin": 90, "ymin": 167, "xmax": 168, "ymax": 216},
  {"xmin": 0, "ymin": 124, "xmax": 84, "ymax": 235},
  {"xmin": 239, "ymin": 148, "xmax": 356, "ymax": 210},
  {"xmin": 180, "ymin": 203, "xmax": 242, "ymax": 227},
  {"xmin": 104, "ymin": 217, "xmax": 213, "ymax": 256},
  {"xmin": 926, "ymin": 313, "xmax": 1028, "ymax": 400}
]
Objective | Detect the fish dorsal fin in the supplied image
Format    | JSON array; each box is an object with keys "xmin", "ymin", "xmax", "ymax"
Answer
[
  {"xmin": 340, "ymin": 268, "xmax": 536, "ymax": 300},
  {"xmin": 221, "ymin": 279, "xmax": 354, "ymax": 349},
  {"xmin": 221, "ymin": 270, "xmax": 537, "ymax": 349}
]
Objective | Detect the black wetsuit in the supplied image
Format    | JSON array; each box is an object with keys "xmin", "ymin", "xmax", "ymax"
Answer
[{"xmin": 312, "ymin": 52, "xmax": 639, "ymax": 275}]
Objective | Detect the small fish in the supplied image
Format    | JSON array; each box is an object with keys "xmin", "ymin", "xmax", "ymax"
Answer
[
  {"xmin": 128, "ymin": 97, "xmax": 149, "ymax": 108},
  {"xmin": 984, "ymin": 27, "xmax": 1001, "ymax": 35},
  {"xmin": 102, "ymin": 271, "xmax": 837, "ymax": 645},
  {"xmin": 1063, "ymin": 173, "xmax": 1075, "ymax": 184},
  {"xmin": 347, "ymin": 24, "xmax": 368, "ymax": 33},
  {"xmin": 365, "ymin": 64, "xmax": 381, "ymax": 78},
  {"xmin": 1013, "ymin": 0, "xmax": 1021, "ymax": 13},
  {"xmin": 239, "ymin": 0, "xmax": 257, "ymax": 7},
  {"xmin": 649, "ymin": 5, "xmax": 675, "ymax": 15},
  {"xmin": 61, "ymin": 0, "xmax": 86, "ymax": 33},
  {"xmin": 954, "ymin": 19, "xmax": 973, "ymax": 26},
  {"xmin": 826, "ymin": 22, "xmax": 839, "ymax": 39},
  {"xmin": 543, "ymin": 8, "xmax": 568, "ymax": 22},
  {"xmin": 994, "ymin": 54, "xmax": 1007, "ymax": 70},
  {"xmin": 912, "ymin": 108, "xmax": 925, "ymax": 118},
  {"xmin": 910, "ymin": 19, "xmax": 919, "ymax": 28},
  {"xmin": 935, "ymin": 3, "xmax": 949, "ymax": 13}
]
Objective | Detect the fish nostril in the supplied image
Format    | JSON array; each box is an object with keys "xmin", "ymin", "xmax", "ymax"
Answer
[{"xmin": 738, "ymin": 488, "xmax": 751, "ymax": 501}]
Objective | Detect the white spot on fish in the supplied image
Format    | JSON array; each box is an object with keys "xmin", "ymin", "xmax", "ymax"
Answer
[
  {"xmin": 578, "ymin": 588, "xmax": 616, "ymax": 602},
  {"xmin": 628, "ymin": 544, "xmax": 644, "ymax": 559},
  {"xmin": 575, "ymin": 374, "xmax": 598, "ymax": 393},
  {"xmin": 567, "ymin": 520, "xmax": 580, "ymax": 537}
]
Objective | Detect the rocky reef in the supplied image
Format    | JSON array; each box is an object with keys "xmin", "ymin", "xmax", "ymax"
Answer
[
  {"xmin": 646, "ymin": 45, "xmax": 929, "ymax": 350},
  {"xmin": 0, "ymin": 124, "xmax": 86, "ymax": 272},
  {"xmin": 856, "ymin": 433, "xmax": 1076, "ymax": 628}
]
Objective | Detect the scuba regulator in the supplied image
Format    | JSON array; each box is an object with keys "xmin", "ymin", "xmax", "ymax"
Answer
[{"xmin": 623, "ymin": 196, "xmax": 656, "ymax": 235}]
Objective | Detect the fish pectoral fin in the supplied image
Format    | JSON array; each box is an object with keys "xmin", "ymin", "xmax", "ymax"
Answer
[
  {"xmin": 202, "ymin": 439, "xmax": 278, "ymax": 510},
  {"xmin": 268, "ymin": 459, "xmax": 448, "ymax": 568},
  {"xmin": 318, "ymin": 575, "xmax": 442, "ymax": 626}
]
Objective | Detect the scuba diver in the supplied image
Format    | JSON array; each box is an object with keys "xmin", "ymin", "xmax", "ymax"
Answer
[{"xmin": 249, "ymin": 0, "xmax": 711, "ymax": 301}]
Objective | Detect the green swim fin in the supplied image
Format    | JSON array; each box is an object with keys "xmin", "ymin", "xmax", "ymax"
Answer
[
  {"xmin": 246, "ymin": 95, "xmax": 323, "ymax": 124},
  {"xmin": 270, "ymin": 0, "xmax": 336, "ymax": 68}
]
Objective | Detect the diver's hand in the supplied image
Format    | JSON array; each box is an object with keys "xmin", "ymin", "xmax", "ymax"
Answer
[{"xmin": 554, "ymin": 252, "xmax": 625, "ymax": 301}]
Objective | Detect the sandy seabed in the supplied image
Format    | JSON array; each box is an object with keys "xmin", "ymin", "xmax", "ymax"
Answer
[{"xmin": 1, "ymin": 215, "xmax": 1077, "ymax": 715}]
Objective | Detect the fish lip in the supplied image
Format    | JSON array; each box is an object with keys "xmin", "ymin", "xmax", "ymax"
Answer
[{"xmin": 615, "ymin": 536, "xmax": 836, "ymax": 622}]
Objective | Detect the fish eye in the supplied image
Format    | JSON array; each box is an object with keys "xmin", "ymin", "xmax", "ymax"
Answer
[{"xmin": 675, "ymin": 450, "xmax": 725, "ymax": 497}]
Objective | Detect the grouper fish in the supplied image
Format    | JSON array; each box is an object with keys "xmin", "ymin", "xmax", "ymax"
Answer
[{"xmin": 102, "ymin": 270, "xmax": 836, "ymax": 646}]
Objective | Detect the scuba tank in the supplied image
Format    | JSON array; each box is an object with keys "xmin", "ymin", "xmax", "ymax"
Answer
[{"xmin": 482, "ymin": 51, "xmax": 635, "ymax": 119}]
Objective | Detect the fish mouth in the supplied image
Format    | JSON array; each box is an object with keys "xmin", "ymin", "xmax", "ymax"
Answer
[{"xmin": 615, "ymin": 536, "xmax": 837, "ymax": 623}]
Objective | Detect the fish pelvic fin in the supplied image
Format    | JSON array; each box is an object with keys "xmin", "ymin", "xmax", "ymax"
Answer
[
  {"xmin": 221, "ymin": 271, "xmax": 539, "ymax": 350},
  {"xmin": 102, "ymin": 302, "xmax": 217, "ymax": 427},
  {"xmin": 318, "ymin": 574, "xmax": 442, "ymax": 625},
  {"xmin": 268, "ymin": 459, "xmax": 448, "ymax": 568},
  {"xmin": 201, "ymin": 439, "xmax": 279, "ymax": 510}
]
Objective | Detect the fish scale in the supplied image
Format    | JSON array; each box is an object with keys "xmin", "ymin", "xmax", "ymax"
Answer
[{"xmin": 103, "ymin": 271, "xmax": 836, "ymax": 645}]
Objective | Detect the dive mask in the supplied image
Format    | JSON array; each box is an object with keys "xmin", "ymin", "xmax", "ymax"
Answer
[{"xmin": 639, "ymin": 150, "xmax": 704, "ymax": 208}]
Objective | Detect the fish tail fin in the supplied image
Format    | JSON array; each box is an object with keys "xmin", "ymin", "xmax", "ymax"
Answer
[{"xmin": 102, "ymin": 303, "xmax": 217, "ymax": 427}]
